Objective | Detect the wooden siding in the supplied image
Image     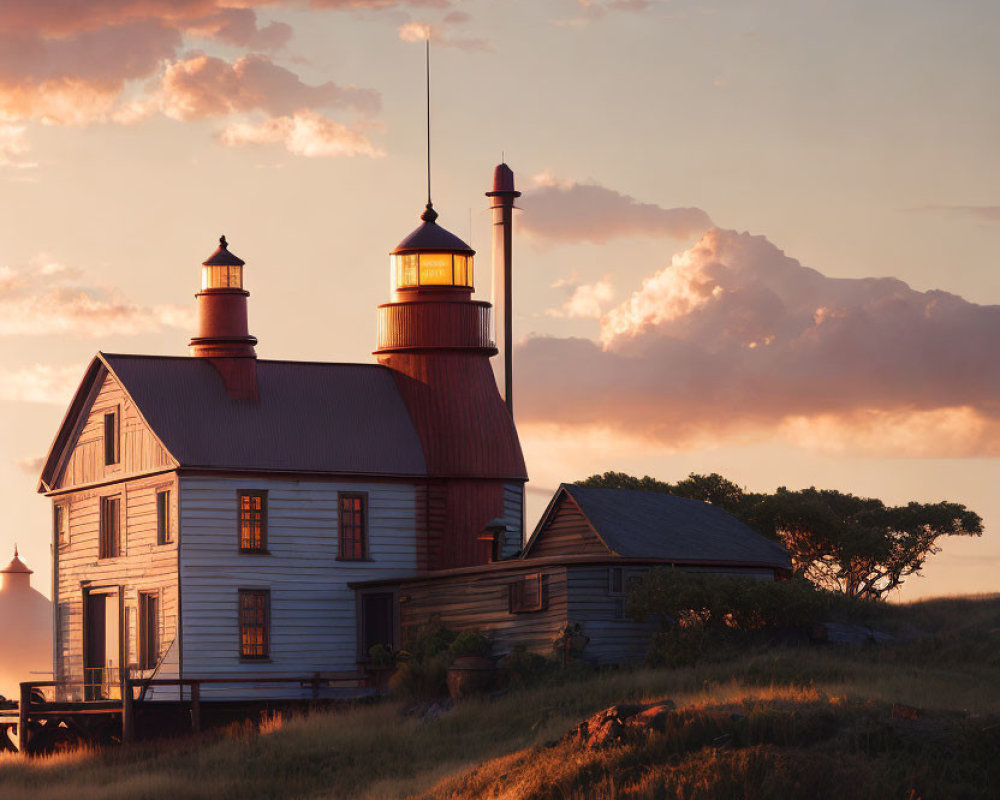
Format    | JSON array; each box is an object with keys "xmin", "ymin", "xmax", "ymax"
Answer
[
  {"xmin": 501, "ymin": 482, "xmax": 524, "ymax": 558},
  {"xmin": 527, "ymin": 495, "xmax": 609, "ymax": 559},
  {"xmin": 398, "ymin": 565, "xmax": 568, "ymax": 658},
  {"xmin": 53, "ymin": 473, "xmax": 180, "ymax": 700},
  {"xmin": 565, "ymin": 566, "xmax": 658, "ymax": 665},
  {"xmin": 178, "ymin": 476, "xmax": 420, "ymax": 699},
  {"xmin": 53, "ymin": 369, "xmax": 174, "ymax": 491}
]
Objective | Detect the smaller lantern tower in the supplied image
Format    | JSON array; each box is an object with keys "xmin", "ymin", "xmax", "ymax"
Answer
[{"xmin": 189, "ymin": 235, "xmax": 258, "ymax": 399}]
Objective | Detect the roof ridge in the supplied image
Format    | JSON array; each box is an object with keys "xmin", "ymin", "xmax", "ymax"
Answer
[{"xmin": 101, "ymin": 353, "xmax": 388, "ymax": 368}]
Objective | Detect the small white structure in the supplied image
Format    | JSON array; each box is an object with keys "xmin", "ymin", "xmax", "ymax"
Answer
[{"xmin": 0, "ymin": 548, "xmax": 52, "ymax": 699}]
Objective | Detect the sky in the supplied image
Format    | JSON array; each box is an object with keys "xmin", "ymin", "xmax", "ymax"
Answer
[{"xmin": 1, "ymin": 0, "xmax": 998, "ymax": 603}]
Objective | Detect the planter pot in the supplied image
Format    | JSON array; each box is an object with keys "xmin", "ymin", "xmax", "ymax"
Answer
[{"xmin": 446, "ymin": 655, "xmax": 495, "ymax": 701}]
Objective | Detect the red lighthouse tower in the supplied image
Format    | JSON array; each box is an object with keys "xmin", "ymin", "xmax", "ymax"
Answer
[{"xmin": 375, "ymin": 192, "xmax": 527, "ymax": 571}]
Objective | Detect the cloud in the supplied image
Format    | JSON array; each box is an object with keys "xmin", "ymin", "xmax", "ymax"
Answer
[
  {"xmin": 516, "ymin": 228, "xmax": 1000, "ymax": 457},
  {"xmin": 547, "ymin": 278, "xmax": 615, "ymax": 319},
  {"xmin": 0, "ymin": 258, "xmax": 194, "ymax": 337},
  {"xmin": 0, "ymin": 125, "xmax": 36, "ymax": 168},
  {"xmin": 397, "ymin": 12, "xmax": 491, "ymax": 51},
  {"xmin": 220, "ymin": 110, "xmax": 384, "ymax": 158},
  {"xmin": 520, "ymin": 173, "xmax": 713, "ymax": 244},
  {"xmin": 0, "ymin": 364, "xmax": 83, "ymax": 405},
  {"xmin": 16, "ymin": 455, "xmax": 45, "ymax": 474},
  {"xmin": 555, "ymin": 0, "xmax": 652, "ymax": 26},
  {"xmin": 159, "ymin": 54, "xmax": 379, "ymax": 119}
]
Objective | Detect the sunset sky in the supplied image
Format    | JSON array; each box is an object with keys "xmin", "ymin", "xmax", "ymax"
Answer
[{"xmin": 1, "ymin": 0, "xmax": 998, "ymax": 602}]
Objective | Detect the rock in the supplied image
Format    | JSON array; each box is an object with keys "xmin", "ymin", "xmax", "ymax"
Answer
[
  {"xmin": 570, "ymin": 700, "xmax": 676, "ymax": 749},
  {"xmin": 630, "ymin": 703, "xmax": 673, "ymax": 733}
]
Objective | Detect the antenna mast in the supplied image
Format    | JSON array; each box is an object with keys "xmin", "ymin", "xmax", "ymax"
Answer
[{"xmin": 425, "ymin": 39, "xmax": 432, "ymax": 208}]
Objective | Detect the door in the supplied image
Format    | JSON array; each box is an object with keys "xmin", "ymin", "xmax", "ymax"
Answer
[
  {"xmin": 84, "ymin": 589, "xmax": 120, "ymax": 700},
  {"xmin": 360, "ymin": 593, "xmax": 395, "ymax": 658}
]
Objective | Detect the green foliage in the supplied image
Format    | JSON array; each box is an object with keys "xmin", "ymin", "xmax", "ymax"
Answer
[
  {"xmin": 579, "ymin": 471, "xmax": 983, "ymax": 600},
  {"xmin": 500, "ymin": 645, "xmax": 557, "ymax": 688},
  {"xmin": 447, "ymin": 630, "xmax": 493, "ymax": 660},
  {"xmin": 367, "ymin": 643, "xmax": 395, "ymax": 668},
  {"xmin": 403, "ymin": 615, "xmax": 457, "ymax": 664}
]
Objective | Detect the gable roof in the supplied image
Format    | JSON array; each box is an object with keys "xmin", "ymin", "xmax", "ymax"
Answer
[
  {"xmin": 39, "ymin": 353, "xmax": 428, "ymax": 490},
  {"xmin": 524, "ymin": 484, "xmax": 791, "ymax": 570}
]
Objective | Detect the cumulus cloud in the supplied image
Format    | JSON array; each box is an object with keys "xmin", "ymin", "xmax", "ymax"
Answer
[
  {"xmin": 0, "ymin": 364, "xmax": 83, "ymax": 405},
  {"xmin": 0, "ymin": 258, "xmax": 194, "ymax": 337},
  {"xmin": 520, "ymin": 173, "xmax": 713, "ymax": 244},
  {"xmin": 547, "ymin": 278, "xmax": 615, "ymax": 319},
  {"xmin": 0, "ymin": 125, "xmax": 36, "ymax": 168},
  {"xmin": 554, "ymin": 0, "xmax": 652, "ymax": 26},
  {"xmin": 220, "ymin": 110, "xmax": 384, "ymax": 158},
  {"xmin": 516, "ymin": 228, "xmax": 1000, "ymax": 457},
  {"xmin": 397, "ymin": 11, "xmax": 491, "ymax": 51},
  {"xmin": 16, "ymin": 455, "xmax": 45, "ymax": 474}
]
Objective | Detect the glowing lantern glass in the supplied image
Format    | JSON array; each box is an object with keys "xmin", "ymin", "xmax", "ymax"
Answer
[
  {"xmin": 201, "ymin": 235, "xmax": 245, "ymax": 290},
  {"xmin": 390, "ymin": 205, "xmax": 475, "ymax": 291}
]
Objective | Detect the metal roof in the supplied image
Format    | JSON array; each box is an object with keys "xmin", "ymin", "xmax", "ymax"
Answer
[
  {"xmin": 391, "ymin": 204, "xmax": 475, "ymax": 255},
  {"xmin": 202, "ymin": 235, "xmax": 245, "ymax": 267},
  {"xmin": 100, "ymin": 354, "xmax": 428, "ymax": 477},
  {"xmin": 530, "ymin": 484, "xmax": 791, "ymax": 570},
  {"xmin": 1, "ymin": 547, "xmax": 32, "ymax": 575}
]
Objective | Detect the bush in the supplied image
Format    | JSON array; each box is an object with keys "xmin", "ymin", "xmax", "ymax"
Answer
[{"xmin": 448, "ymin": 630, "xmax": 493, "ymax": 660}]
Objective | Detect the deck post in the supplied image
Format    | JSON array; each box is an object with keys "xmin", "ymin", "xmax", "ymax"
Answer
[
  {"xmin": 122, "ymin": 678, "xmax": 134, "ymax": 744},
  {"xmin": 17, "ymin": 683, "xmax": 30, "ymax": 754},
  {"xmin": 190, "ymin": 682, "xmax": 201, "ymax": 734}
]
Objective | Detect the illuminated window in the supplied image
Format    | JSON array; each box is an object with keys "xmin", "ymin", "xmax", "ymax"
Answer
[
  {"xmin": 390, "ymin": 252, "xmax": 474, "ymax": 290},
  {"xmin": 99, "ymin": 496, "xmax": 120, "ymax": 559},
  {"xmin": 239, "ymin": 589, "xmax": 270, "ymax": 659},
  {"xmin": 238, "ymin": 491, "xmax": 267, "ymax": 553},
  {"xmin": 338, "ymin": 493, "xmax": 367, "ymax": 560},
  {"xmin": 201, "ymin": 264, "xmax": 243, "ymax": 290}
]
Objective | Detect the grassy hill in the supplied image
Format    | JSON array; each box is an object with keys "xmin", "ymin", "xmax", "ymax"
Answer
[{"xmin": 2, "ymin": 595, "xmax": 998, "ymax": 800}]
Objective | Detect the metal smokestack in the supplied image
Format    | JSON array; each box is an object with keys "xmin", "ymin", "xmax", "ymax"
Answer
[{"xmin": 486, "ymin": 163, "xmax": 520, "ymax": 415}]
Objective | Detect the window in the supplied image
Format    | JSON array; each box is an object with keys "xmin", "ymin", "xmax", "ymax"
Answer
[
  {"xmin": 510, "ymin": 573, "xmax": 546, "ymax": 614},
  {"xmin": 239, "ymin": 589, "xmax": 270, "ymax": 659},
  {"xmin": 54, "ymin": 504, "xmax": 69, "ymax": 546},
  {"xmin": 156, "ymin": 490, "xmax": 171, "ymax": 545},
  {"xmin": 138, "ymin": 592, "xmax": 159, "ymax": 670},
  {"xmin": 608, "ymin": 567, "xmax": 624, "ymax": 596},
  {"xmin": 99, "ymin": 496, "xmax": 121, "ymax": 559},
  {"xmin": 338, "ymin": 493, "xmax": 367, "ymax": 560},
  {"xmin": 238, "ymin": 491, "xmax": 267, "ymax": 552},
  {"xmin": 103, "ymin": 409, "xmax": 120, "ymax": 466}
]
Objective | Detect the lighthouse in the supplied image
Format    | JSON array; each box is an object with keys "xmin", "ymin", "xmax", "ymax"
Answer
[{"xmin": 375, "ymin": 187, "xmax": 527, "ymax": 570}]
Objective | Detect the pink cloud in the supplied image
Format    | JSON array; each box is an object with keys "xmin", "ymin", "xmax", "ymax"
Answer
[
  {"xmin": 516, "ymin": 228, "xmax": 1000, "ymax": 456},
  {"xmin": 220, "ymin": 110, "xmax": 384, "ymax": 158},
  {"xmin": 161, "ymin": 54, "xmax": 379, "ymax": 120},
  {"xmin": 520, "ymin": 174, "xmax": 713, "ymax": 243}
]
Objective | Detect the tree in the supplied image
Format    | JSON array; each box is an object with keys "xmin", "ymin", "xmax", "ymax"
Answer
[{"xmin": 577, "ymin": 472, "xmax": 983, "ymax": 600}]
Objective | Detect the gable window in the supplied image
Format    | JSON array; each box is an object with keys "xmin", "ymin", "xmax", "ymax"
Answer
[
  {"xmin": 138, "ymin": 592, "xmax": 159, "ymax": 670},
  {"xmin": 510, "ymin": 573, "xmax": 546, "ymax": 614},
  {"xmin": 54, "ymin": 504, "xmax": 69, "ymax": 546},
  {"xmin": 99, "ymin": 496, "xmax": 121, "ymax": 559},
  {"xmin": 156, "ymin": 490, "xmax": 172, "ymax": 545},
  {"xmin": 103, "ymin": 409, "xmax": 120, "ymax": 466},
  {"xmin": 338, "ymin": 493, "xmax": 367, "ymax": 561},
  {"xmin": 238, "ymin": 491, "xmax": 267, "ymax": 553},
  {"xmin": 239, "ymin": 589, "xmax": 270, "ymax": 659}
]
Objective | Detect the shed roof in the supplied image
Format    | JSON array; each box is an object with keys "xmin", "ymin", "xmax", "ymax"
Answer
[
  {"xmin": 525, "ymin": 484, "xmax": 791, "ymax": 570},
  {"xmin": 39, "ymin": 354, "xmax": 428, "ymax": 489}
]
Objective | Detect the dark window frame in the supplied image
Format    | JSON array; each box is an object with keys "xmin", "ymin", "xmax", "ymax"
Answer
[
  {"xmin": 54, "ymin": 503, "xmax": 69, "ymax": 547},
  {"xmin": 337, "ymin": 492, "xmax": 368, "ymax": 561},
  {"xmin": 608, "ymin": 566, "xmax": 625, "ymax": 596},
  {"xmin": 238, "ymin": 491, "xmax": 268, "ymax": 553},
  {"xmin": 510, "ymin": 573, "xmax": 547, "ymax": 614},
  {"xmin": 99, "ymin": 495, "xmax": 121, "ymax": 559},
  {"xmin": 238, "ymin": 588, "xmax": 270, "ymax": 660},
  {"xmin": 156, "ymin": 489, "xmax": 172, "ymax": 545},
  {"xmin": 103, "ymin": 408, "xmax": 120, "ymax": 466},
  {"xmin": 138, "ymin": 591, "xmax": 159, "ymax": 670}
]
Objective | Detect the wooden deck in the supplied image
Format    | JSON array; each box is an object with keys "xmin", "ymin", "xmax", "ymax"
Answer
[{"xmin": 3, "ymin": 673, "xmax": 369, "ymax": 755}]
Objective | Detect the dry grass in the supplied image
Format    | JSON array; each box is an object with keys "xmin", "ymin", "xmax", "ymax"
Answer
[{"xmin": 0, "ymin": 595, "xmax": 997, "ymax": 800}]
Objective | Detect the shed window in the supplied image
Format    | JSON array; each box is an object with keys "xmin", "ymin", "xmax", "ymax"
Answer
[
  {"xmin": 54, "ymin": 504, "xmax": 69, "ymax": 546},
  {"xmin": 103, "ymin": 410, "xmax": 120, "ymax": 466},
  {"xmin": 239, "ymin": 589, "xmax": 270, "ymax": 659},
  {"xmin": 338, "ymin": 493, "xmax": 367, "ymax": 560},
  {"xmin": 156, "ymin": 490, "xmax": 171, "ymax": 545},
  {"xmin": 608, "ymin": 567, "xmax": 624, "ymax": 595},
  {"xmin": 510, "ymin": 573, "xmax": 546, "ymax": 614},
  {"xmin": 99, "ymin": 496, "xmax": 121, "ymax": 559},
  {"xmin": 138, "ymin": 592, "xmax": 159, "ymax": 670},
  {"xmin": 238, "ymin": 491, "xmax": 267, "ymax": 553}
]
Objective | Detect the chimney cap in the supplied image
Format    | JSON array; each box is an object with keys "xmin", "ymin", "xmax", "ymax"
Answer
[
  {"xmin": 203, "ymin": 235, "xmax": 246, "ymax": 267},
  {"xmin": 1, "ymin": 545, "xmax": 32, "ymax": 575},
  {"xmin": 486, "ymin": 162, "xmax": 521, "ymax": 197}
]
